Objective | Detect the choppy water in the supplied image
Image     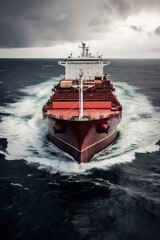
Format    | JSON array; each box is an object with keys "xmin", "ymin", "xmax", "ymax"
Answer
[{"xmin": 0, "ymin": 59, "xmax": 160, "ymax": 240}]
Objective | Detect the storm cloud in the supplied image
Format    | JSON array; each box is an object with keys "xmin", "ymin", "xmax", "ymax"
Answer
[
  {"xmin": 129, "ymin": 25, "xmax": 142, "ymax": 32},
  {"xmin": 0, "ymin": 0, "xmax": 160, "ymax": 48},
  {"xmin": 154, "ymin": 26, "xmax": 160, "ymax": 35}
]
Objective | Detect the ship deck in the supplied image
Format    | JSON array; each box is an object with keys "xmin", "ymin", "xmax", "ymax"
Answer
[{"xmin": 46, "ymin": 108, "xmax": 119, "ymax": 120}]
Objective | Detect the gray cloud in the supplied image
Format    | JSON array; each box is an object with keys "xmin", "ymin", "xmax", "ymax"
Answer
[
  {"xmin": 154, "ymin": 26, "xmax": 160, "ymax": 35},
  {"xmin": 0, "ymin": 0, "xmax": 160, "ymax": 48},
  {"xmin": 129, "ymin": 25, "xmax": 142, "ymax": 32}
]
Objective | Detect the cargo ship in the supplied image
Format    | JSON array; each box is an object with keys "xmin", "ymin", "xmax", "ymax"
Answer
[{"xmin": 42, "ymin": 42, "xmax": 122, "ymax": 163}]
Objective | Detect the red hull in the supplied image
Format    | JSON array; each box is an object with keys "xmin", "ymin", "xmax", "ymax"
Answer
[{"xmin": 44, "ymin": 113, "xmax": 121, "ymax": 163}]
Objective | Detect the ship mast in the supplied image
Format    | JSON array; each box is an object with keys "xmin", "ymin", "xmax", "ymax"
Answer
[
  {"xmin": 79, "ymin": 41, "xmax": 86, "ymax": 57},
  {"xmin": 79, "ymin": 70, "xmax": 84, "ymax": 120}
]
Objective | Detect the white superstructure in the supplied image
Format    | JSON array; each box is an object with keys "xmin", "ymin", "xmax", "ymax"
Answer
[{"xmin": 59, "ymin": 41, "xmax": 109, "ymax": 80}]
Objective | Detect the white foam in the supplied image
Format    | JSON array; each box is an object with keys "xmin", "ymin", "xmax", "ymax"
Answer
[
  {"xmin": 10, "ymin": 183, "xmax": 23, "ymax": 187},
  {"xmin": 0, "ymin": 79, "xmax": 159, "ymax": 174}
]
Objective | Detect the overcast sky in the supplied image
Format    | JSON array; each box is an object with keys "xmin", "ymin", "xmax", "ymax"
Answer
[{"xmin": 0, "ymin": 0, "xmax": 160, "ymax": 58}]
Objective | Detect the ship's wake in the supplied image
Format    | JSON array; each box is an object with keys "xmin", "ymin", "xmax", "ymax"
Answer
[{"xmin": 0, "ymin": 78, "xmax": 159, "ymax": 174}]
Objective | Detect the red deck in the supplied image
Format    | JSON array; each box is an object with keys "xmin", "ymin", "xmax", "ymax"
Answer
[
  {"xmin": 52, "ymin": 101, "xmax": 112, "ymax": 109},
  {"xmin": 46, "ymin": 108, "xmax": 119, "ymax": 120}
]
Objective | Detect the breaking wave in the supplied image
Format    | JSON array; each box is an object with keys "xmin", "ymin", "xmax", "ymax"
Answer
[{"xmin": 0, "ymin": 78, "xmax": 159, "ymax": 174}]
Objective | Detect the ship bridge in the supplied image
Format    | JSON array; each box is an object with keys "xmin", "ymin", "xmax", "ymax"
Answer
[{"xmin": 58, "ymin": 41, "xmax": 110, "ymax": 81}]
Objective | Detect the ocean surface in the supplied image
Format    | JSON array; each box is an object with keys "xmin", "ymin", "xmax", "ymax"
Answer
[{"xmin": 0, "ymin": 58, "xmax": 160, "ymax": 240}]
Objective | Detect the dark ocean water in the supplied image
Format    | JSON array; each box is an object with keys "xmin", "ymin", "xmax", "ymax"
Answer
[{"xmin": 0, "ymin": 58, "xmax": 160, "ymax": 240}]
